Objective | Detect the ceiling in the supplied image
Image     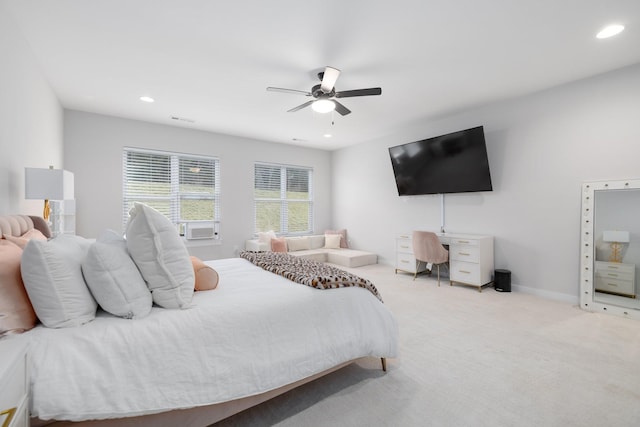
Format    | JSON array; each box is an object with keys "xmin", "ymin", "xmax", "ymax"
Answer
[{"xmin": 4, "ymin": 0, "xmax": 640, "ymax": 150}]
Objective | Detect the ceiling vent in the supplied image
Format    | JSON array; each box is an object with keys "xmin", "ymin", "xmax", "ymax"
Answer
[{"xmin": 170, "ymin": 116, "xmax": 195, "ymax": 123}]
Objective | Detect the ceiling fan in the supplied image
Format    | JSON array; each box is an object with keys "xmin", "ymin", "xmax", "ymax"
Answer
[{"xmin": 266, "ymin": 66, "xmax": 382, "ymax": 116}]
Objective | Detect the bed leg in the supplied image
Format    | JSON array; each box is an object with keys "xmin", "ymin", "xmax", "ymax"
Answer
[{"xmin": 381, "ymin": 358, "xmax": 387, "ymax": 372}]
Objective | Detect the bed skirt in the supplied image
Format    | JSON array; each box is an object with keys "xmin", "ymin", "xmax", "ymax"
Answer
[{"xmin": 31, "ymin": 358, "xmax": 373, "ymax": 427}]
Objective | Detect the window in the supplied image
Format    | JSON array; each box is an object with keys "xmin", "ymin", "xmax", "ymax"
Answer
[
  {"xmin": 122, "ymin": 148, "xmax": 220, "ymax": 233},
  {"xmin": 254, "ymin": 163, "xmax": 313, "ymax": 234}
]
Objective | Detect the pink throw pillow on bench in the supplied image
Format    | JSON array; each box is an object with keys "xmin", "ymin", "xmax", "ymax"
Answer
[{"xmin": 271, "ymin": 237, "xmax": 287, "ymax": 252}]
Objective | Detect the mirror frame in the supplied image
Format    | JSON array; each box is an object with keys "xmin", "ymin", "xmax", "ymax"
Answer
[{"xmin": 580, "ymin": 178, "xmax": 640, "ymax": 319}]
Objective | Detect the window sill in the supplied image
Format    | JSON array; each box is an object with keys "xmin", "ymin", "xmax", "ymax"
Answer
[{"xmin": 182, "ymin": 238, "xmax": 222, "ymax": 247}]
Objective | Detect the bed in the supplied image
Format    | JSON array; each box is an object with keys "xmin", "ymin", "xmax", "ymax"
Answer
[{"xmin": 0, "ymin": 213, "xmax": 398, "ymax": 426}]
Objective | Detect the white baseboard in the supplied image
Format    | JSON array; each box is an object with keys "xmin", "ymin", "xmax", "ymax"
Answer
[
  {"xmin": 379, "ymin": 259, "xmax": 579, "ymax": 305},
  {"xmin": 512, "ymin": 284, "xmax": 579, "ymax": 306}
]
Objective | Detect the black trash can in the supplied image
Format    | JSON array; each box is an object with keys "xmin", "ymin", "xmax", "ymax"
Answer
[{"xmin": 494, "ymin": 269, "xmax": 511, "ymax": 292}]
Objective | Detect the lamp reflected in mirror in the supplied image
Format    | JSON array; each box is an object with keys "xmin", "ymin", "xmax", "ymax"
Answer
[{"xmin": 602, "ymin": 230, "xmax": 630, "ymax": 263}]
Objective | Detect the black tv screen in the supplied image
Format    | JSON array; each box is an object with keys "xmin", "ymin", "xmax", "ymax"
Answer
[{"xmin": 388, "ymin": 126, "xmax": 492, "ymax": 195}]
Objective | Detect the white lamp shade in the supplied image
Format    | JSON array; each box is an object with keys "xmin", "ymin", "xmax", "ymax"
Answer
[
  {"xmin": 602, "ymin": 230, "xmax": 630, "ymax": 243},
  {"xmin": 25, "ymin": 167, "xmax": 74, "ymax": 200},
  {"xmin": 311, "ymin": 99, "xmax": 335, "ymax": 113}
]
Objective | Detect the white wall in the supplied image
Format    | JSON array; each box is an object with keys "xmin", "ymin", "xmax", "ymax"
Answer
[
  {"xmin": 63, "ymin": 110, "xmax": 333, "ymax": 259},
  {"xmin": 332, "ymin": 63, "xmax": 640, "ymax": 303},
  {"xmin": 0, "ymin": 4, "xmax": 63, "ymax": 215}
]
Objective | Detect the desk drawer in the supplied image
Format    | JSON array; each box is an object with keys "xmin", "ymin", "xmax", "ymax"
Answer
[
  {"xmin": 595, "ymin": 277, "xmax": 634, "ymax": 296},
  {"xmin": 396, "ymin": 253, "xmax": 417, "ymax": 271},
  {"xmin": 595, "ymin": 262, "xmax": 634, "ymax": 276},
  {"xmin": 449, "ymin": 245, "xmax": 480, "ymax": 263},
  {"xmin": 450, "ymin": 261, "xmax": 481, "ymax": 284},
  {"xmin": 596, "ymin": 270, "xmax": 634, "ymax": 282},
  {"xmin": 449, "ymin": 238, "xmax": 479, "ymax": 246},
  {"xmin": 396, "ymin": 239, "xmax": 413, "ymax": 254}
]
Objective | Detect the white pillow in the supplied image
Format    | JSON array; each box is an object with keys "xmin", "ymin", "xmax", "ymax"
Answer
[
  {"xmin": 125, "ymin": 203, "xmax": 194, "ymax": 309},
  {"xmin": 82, "ymin": 230, "xmax": 152, "ymax": 319},
  {"xmin": 324, "ymin": 234, "xmax": 342, "ymax": 249},
  {"xmin": 309, "ymin": 235, "xmax": 325, "ymax": 249},
  {"xmin": 257, "ymin": 230, "xmax": 277, "ymax": 244},
  {"xmin": 287, "ymin": 236, "xmax": 311, "ymax": 252},
  {"xmin": 21, "ymin": 234, "xmax": 97, "ymax": 328}
]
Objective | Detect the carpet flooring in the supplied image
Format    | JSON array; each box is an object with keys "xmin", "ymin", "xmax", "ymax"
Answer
[{"xmin": 213, "ymin": 263, "xmax": 640, "ymax": 427}]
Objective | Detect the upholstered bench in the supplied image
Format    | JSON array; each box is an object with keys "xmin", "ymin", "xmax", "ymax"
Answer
[
  {"xmin": 324, "ymin": 249, "xmax": 377, "ymax": 268},
  {"xmin": 245, "ymin": 234, "xmax": 377, "ymax": 268}
]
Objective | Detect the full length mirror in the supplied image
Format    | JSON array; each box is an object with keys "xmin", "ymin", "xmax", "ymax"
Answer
[{"xmin": 580, "ymin": 179, "xmax": 640, "ymax": 319}]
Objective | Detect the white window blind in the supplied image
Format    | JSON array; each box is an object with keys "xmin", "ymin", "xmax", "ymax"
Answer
[
  {"xmin": 254, "ymin": 163, "xmax": 313, "ymax": 234},
  {"xmin": 122, "ymin": 148, "xmax": 220, "ymax": 231}
]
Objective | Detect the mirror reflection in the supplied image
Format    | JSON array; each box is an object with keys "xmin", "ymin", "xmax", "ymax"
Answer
[{"xmin": 593, "ymin": 188, "xmax": 640, "ymax": 310}]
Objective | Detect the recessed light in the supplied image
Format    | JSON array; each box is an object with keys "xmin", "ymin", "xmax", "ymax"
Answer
[
  {"xmin": 596, "ymin": 24, "xmax": 624, "ymax": 39},
  {"xmin": 323, "ymin": 134, "xmax": 332, "ymax": 138},
  {"xmin": 139, "ymin": 96, "xmax": 155, "ymax": 103}
]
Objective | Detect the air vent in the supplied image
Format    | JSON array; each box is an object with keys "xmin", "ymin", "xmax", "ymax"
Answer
[{"xmin": 170, "ymin": 116, "xmax": 195, "ymax": 123}]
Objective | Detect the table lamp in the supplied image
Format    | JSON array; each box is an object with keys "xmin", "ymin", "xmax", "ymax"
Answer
[
  {"xmin": 25, "ymin": 166, "xmax": 74, "ymax": 221},
  {"xmin": 602, "ymin": 230, "xmax": 630, "ymax": 263}
]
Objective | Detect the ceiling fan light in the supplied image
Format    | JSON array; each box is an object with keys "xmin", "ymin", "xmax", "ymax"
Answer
[{"xmin": 312, "ymin": 99, "xmax": 335, "ymax": 113}]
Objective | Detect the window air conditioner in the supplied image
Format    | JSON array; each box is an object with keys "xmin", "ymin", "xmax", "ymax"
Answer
[{"xmin": 185, "ymin": 222, "xmax": 217, "ymax": 240}]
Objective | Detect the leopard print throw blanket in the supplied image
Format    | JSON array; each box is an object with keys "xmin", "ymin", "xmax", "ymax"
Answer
[{"xmin": 239, "ymin": 251, "xmax": 383, "ymax": 303}]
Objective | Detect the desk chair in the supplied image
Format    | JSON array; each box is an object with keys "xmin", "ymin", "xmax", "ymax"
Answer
[{"xmin": 412, "ymin": 231, "xmax": 449, "ymax": 286}]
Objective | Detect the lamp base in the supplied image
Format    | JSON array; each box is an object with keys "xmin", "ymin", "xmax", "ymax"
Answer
[
  {"xmin": 43, "ymin": 199, "xmax": 50, "ymax": 222},
  {"xmin": 608, "ymin": 241, "xmax": 623, "ymax": 263}
]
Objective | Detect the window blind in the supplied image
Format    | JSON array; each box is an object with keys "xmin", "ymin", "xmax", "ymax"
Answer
[
  {"xmin": 122, "ymin": 148, "xmax": 220, "ymax": 231},
  {"xmin": 254, "ymin": 163, "xmax": 313, "ymax": 234}
]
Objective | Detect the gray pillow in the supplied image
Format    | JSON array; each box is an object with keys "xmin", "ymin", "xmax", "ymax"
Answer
[{"xmin": 82, "ymin": 230, "xmax": 152, "ymax": 319}]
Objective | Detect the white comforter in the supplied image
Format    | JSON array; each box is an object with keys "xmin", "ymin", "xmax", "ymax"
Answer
[{"xmin": 15, "ymin": 258, "xmax": 398, "ymax": 421}]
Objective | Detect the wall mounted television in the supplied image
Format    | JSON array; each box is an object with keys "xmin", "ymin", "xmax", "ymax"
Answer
[{"xmin": 388, "ymin": 126, "xmax": 493, "ymax": 196}]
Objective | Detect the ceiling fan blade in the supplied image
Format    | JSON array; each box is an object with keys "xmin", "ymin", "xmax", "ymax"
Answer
[
  {"xmin": 287, "ymin": 100, "xmax": 314, "ymax": 112},
  {"xmin": 267, "ymin": 87, "xmax": 312, "ymax": 96},
  {"xmin": 333, "ymin": 100, "xmax": 351, "ymax": 116},
  {"xmin": 320, "ymin": 66, "xmax": 341, "ymax": 93},
  {"xmin": 335, "ymin": 87, "xmax": 382, "ymax": 98}
]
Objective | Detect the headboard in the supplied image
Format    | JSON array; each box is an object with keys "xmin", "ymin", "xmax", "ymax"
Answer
[{"xmin": 0, "ymin": 215, "xmax": 52, "ymax": 239}]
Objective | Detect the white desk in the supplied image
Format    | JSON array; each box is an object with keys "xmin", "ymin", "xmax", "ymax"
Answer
[
  {"xmin": 395, "ymin": 232, "xmax": 494, "ymax": 292},
  {"xmin": 395, "ymin": 233, "xmax": 429, "ymax": 276}
]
